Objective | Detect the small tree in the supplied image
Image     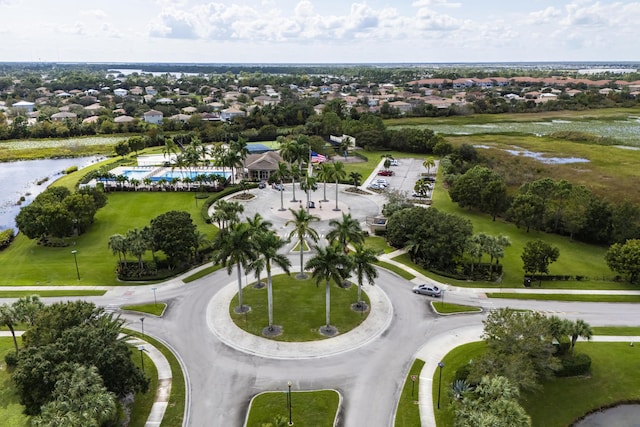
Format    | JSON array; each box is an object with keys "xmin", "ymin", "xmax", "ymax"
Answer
[
  {"xmin": 605, "ymin": 239, "xmax": 640, "ymax": 284},
  {"xmin": 521, "ymin": 240, "xmax": 559, "ymax": 286}
]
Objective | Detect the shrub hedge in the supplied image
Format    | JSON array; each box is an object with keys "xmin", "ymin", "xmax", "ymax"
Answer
[
  {"xmin": 0, "ymin": 228, "xmax": 15, "ymax": 250},
  {"xmin": 556, "ymin": 353, "xmax": 592, "ymax": 377}
]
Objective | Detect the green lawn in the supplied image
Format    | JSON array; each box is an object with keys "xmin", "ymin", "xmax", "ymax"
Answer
[
  {"xmin": 487, "ymin": 293, "xmax": 640, "ymax": 303},
  {"xmin": 182, "ymin": 264, "xmax": 223, "ymax": 283},
  {"xmin": 522, "ymin": 343, "xmax": 640, "ymax": 427},
  {"xmin": 433, "ymin": 342, "xmax": 487, "ymax": 427},
  {"xmin": 591, "ymin": 326, "xmax": 640, "ymax": 336},
  {"xmin": 229, "ymin": 275, "xmax": 370, "ymax": 341},
  {"xmin": 394, "ymin": 359, "xmax": 425, "ymax": 427},
  {"xmin": 122, "ymin": 303, "xmax": 167, "ymax": 316},
  {"xmin": 375, "ymin": 260, "xmax": 416, "ymax": 280},
  {"xmin": 0, "ymin": 340, "xmax": 29, "ymax": 427},
  {"xmin": 0, "ymin": 192, "xmax": 214, "ymax": 286},
  {"xmin": 364, "ymin": 235, "xmax": 396, "ymax": 254},
  {"xmin": 433, "ymin": 342, "xmax": 640, "ymax": 427},
  {"xmin": 432, "ymin": 302, "xmax": 482, "ymax": 314},
  {"xmin": 245, "ymin": 389, "xmax": 339, "ymax": 427}
]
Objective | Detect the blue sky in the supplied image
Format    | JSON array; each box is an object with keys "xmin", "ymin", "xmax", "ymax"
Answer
[{"xmin": 1, "ymin": 0, "xmax": 639, "ymax": 63}]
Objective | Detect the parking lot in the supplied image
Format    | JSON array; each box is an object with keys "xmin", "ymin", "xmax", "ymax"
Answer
[{"xmin": 363, "ymin": 157, "xmax": 437, "ymax": 200}]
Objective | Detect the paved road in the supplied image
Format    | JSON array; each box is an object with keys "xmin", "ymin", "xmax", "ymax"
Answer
[{"xmin": 3, "ymin": 167, "xmax": 640, "ymax": 426}]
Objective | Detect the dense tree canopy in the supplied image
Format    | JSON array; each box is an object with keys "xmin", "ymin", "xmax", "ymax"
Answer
[
  {"xmin": 605, "ymin": 239, "xmax": 640, "ymax": 283},
  {"xmin": 149, "ymin": 210, "xmax": 198, "ymax": 266},
  {"xmin": 521, "ymin": 240, "xmax": 560, "ymax": 280},
  {"xmin": 13, "ymin": 301, "xmax": 148, "ymax": 415}
]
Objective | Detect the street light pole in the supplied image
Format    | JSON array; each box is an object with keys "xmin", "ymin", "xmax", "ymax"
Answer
[
  {"xmin": 138, "ymin": 345, "xmax": 145, "ymax": 371},
  {"xmin": 437, "ymin": 361, "xmax": 445, "ymax": 409},
  {"xmin": 152, "ymin": 287, "xmax": 158, "ymax": 306},
  {"xmin": 71, "ymin": 250, "xmax": 80, "ymax": 280},
  {"xmin": 140, "ymin": 317, "xmax": 145, "ymax": 337},
  {"xmin": 287, "ymin": 381, "xmax": 293, "ymax": 426}
]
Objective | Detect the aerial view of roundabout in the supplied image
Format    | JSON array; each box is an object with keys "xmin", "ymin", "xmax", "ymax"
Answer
[{"xmin": 3, "ymin": 157, "xmax": 639, "ymax": 427}]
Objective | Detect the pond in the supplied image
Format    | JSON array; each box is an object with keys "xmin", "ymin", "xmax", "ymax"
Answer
[
  {"xmin": 0, "ymin": 157, "xmax": 102, "ymax": 232},
  {"xmin": 573, "ymin": 404, "xmax": 640, "ymax": 427},
  {"xmin": 392, "ymin": 117, "xmax": 640, "ymax": 146}
]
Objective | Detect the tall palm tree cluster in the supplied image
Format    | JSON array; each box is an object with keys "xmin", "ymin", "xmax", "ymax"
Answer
[{"xmin": 211, "ymin": 208, "xmax": 379, "ymax": 337}]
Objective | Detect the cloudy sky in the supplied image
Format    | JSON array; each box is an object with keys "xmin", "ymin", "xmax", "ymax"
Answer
[{"xmin": 1, "ymin": 0, "xmax": 639, "ymax": 64}]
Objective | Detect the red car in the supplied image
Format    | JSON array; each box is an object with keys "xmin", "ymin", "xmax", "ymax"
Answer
[{"xmin": 377, "ymin": 169, "xmax": 394, "ymax": 176}]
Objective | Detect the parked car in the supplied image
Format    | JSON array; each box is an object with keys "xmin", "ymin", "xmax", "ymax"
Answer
[
  {"xmin": 307, "ymin": 201, "xmax": 315, "ymax": 208},
  {"xmin": 377, "ymin": 169, "xmax": 394, "ymax": 176},
  {"xmin": 272, "ymin": 183, "xmax": 284, "ymax": 191},
  {"xmin": 368, "ymin": 183, "xmax": 382, "ymax": 190},
  {"xmin": 258, "ymin": 181, "xmax": 266, "ymax": 189},
  {"xmin": 412, "ymin": 284, "xmax": 441, "ymax": 297},
  {"xmin": 376, "ymin": 179, "xmax": 389, "ymax": 187},
  {"xmin": 390, "ymin": 159, "xmax": 399, "ymax": 166}
]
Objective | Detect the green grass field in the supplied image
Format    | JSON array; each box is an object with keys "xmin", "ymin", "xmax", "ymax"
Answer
[
  {"xmin": 0, "ymin": 290, "xmax": 106, "ymax": 297},
  {"xmin": 487, "ymin": 293, "xmax": 640, "ymax": 303},
  {"xmin": 433, "ymin": 341, "xmax": 640, "ymax": 427},
  {"xmin": 0, "ymin": 191, "xmax": 214, "ymax": 286},
  {"xmin": 591, "ymin": 326, "xmax": 640, "ymax": 336},
  {"xmin": 229, "ymin": 274, "xmax": 370, "ymax": 341},
  {"xmin": 245, "ymin": 389, "xmax": 339, "ymax": 427},
  {"xmin": 375, "ymin": 260, "xmax": 416, "ymax": 280}
]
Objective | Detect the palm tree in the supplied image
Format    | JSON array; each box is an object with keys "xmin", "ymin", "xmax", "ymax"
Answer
[
  {"xmin": 349, "ymin": 171, "xmax": 362, "ymax": 188},
  {"xmin": 212, "ymin": 200, "xmax": 244, "ymax": 230},
  {"xmin": 326, "ymin": 213, "xmax": 365, "ymax": 253},
  {"xmin": 125, "ymin": 228, "xmax": 148, "ymax": 277},
  {"xmin": 300, "ymin": 174, "xmax": 318, "ymax": 213},
  {"xmin": 246, "ymin": 212, "xmax": 273, "ymax": 235},
  {"xmin": 230, "ymin": 137, "xmax": 249, "ymax": 181},
  {"xmin": 423, "ymin": 157, "xmax": 436, "ymax": 175},
  {"xmin": 254, "ymin": 231, "xmax": 291, "ymax": 332},
  {"xmin": 305, "ymin": 244, "xmax": 352, "ymax": 336},
  {"xmin": 0, "ymin": 304, "xmax": 20, "ymax": 352},
  {"xmin": 288, "ymin": 165, "xmax": 300, "ymax": 203},
  {"xmin": 568, "ymin": 319, "xmax": 592, "ymax": 355},
  {"xmin": 286, "ymin": 208, "xmax": 319, "ymax": 279},
  {"xmin": 331, "ymin": 161, "xmax": 346, "ymax": 211},
  {"xmin": 272, "ymin": 162, "xmax": 290, "ymax": 211},
  {"xmin": 351, "ymin": 245, "xmax": 378, "ymax": 310},
  {"xmin": 211, "ymin": 222, "xmax": 256, "ymax": 313},
  {"xmin": 317, "ymin": 163, "xmax": 333, "ymax": 202},
  {"xmin": 108, "ymin": 234, "xmax": 127, "ymax": 267}
]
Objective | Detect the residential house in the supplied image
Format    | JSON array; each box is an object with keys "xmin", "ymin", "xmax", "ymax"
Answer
[
  {"xmin": 51, "ymin": 111, "xmax": 78, "ymax": 121},
  {"xmin": 12, "ymin": 100, "xmax": 35, "ymax": 113},
  {"xmin": 114, "ymin": 88, "xmax": 128, "ymax": 97},
  {"xmin": 143, "ymin": 109, "xmax": 163, "ymax": 124},
  {"xmin": 114, "ymin": 115, "xmax": 135, "ymax": 123},
  {"xmin": 245, "ymin": 151, "xmax": 284, "ymax": 181},
  {"xmin": 220, "ymin": 107, "xmax": 246, "ymax": 121}
]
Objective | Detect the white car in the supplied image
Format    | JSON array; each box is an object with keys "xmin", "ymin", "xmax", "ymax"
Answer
[
  {"xmin": 390, "ymin": 159, "xmax": 399, "ymax": 166},
  {"xmin": 412, "ymin": 284, "xmax": 442, "ymax": 297},
  {"xmin": 376, "ymin": 179, "xmax": 389, "ymax": 187}
]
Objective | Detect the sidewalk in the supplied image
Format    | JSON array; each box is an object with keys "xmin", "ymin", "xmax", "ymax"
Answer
[{"xmin": 377, "ymin": 250, "xmax": 640, "ymax": 296}]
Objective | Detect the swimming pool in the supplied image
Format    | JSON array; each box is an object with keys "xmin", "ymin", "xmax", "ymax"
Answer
[{"xmin": 152, "ymin": 170, "xmax": 230, "ymax": 181}]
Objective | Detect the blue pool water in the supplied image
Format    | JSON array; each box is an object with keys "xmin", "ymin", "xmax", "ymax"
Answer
[{"xmin": 151, "ymin": 170, "xmax": 230, "ymax": 181}]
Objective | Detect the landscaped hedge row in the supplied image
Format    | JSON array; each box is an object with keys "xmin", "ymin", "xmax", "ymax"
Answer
[
  {"xmin": 0, "ymin": 228, "xmax": 15, "ymax": 250},
  {"xmin": 63, "ymin": 165, "xmax": 78, "ymax": 174},
  {"xmin": 555, "ymin": 353, "xmax": 592, "ymax": 377},
  {"xmin": 528, "ymin": 274, "xmax": 589, "ymax": 282},
  {"xmin": 200, "ymin": 185, "xmax": 248, "ymax": 223}
]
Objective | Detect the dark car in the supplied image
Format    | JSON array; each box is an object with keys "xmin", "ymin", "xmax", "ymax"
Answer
[
  {"xmin": 412, "ymin": 284, "xmax": 442, "ymax": 297},
  {"xmin": 258, "ymin": 181, "xmax": 266, "ymax": 189},
  {"xmin": 307, "ymin": 201, "xmax": 315, "ymax": 208}
]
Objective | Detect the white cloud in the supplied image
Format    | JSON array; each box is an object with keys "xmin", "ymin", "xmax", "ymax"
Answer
[
  {"xmin": 80, "ymin": 9, "xmax": 107, "ymax": 19},
  {"xmin": 528, "ymin": 6, "xmax": 562, "ymax": 24},
  {"xmin": 412, "ymin": 0, "xmax": 461, "ymax": 8}
]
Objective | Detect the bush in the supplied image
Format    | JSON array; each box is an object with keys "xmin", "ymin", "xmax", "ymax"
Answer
[
  {"xmin": 64, "ymin": 165, "xmax": 78, "ymax": 174},
  {"xmin": 4, "ymin": 349, "xmax": 18, "ymax": 367},
  {"xmin": 0, "ymin": 228, "xmax": 15, "ymax": 250},
  {"xmin": 556, "ymin": 353, "xmax": 592, "ymax": 377},
  {"xmin": 455, "ymin": 364, "xmax": 471, "ymax": 382}
]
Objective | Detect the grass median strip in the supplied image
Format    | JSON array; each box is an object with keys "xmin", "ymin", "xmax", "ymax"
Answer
[
  {"xmin": 591, "ymin": 326, "xmax": 640, "ymax": 336},
  {"xmin": 375, "ymin": 261, "xmax": 415, "ymax": 280},
  {"xmin": 432, "ymin": 302, "xmax": 482, "ymax": 314},
  {"xmin": 182, "ymin": 264, "xmax": 223, "ymax": 283},
  {"xmin": 0, "ymin": 290, "xmax": 106, "ymax": 298},
  {"xmin": 394, "ymin": 359, "xmax": 425, "ymax": 427},
  {"xmin": 245, "ymin": 389, "xmax": 339, "ymax": 427},
  {"xmin": 487, "ymin": 293, "xmax": 640, "ymax": 303},
  {"xmin": 122, "ymin": 303, "xmax": 167, "ymax": 316}
]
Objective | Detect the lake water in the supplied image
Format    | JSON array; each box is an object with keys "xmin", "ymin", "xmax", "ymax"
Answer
[
  {"xmin": 0, "ymin": 157, "xmax": 102, "ymax": 232},
  {"xmin": 573, "ymin": 404, "xmax": 640, "ymax": 427}
]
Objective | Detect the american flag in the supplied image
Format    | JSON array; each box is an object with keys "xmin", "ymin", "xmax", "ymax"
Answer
[{"xmin": 311, "ymin": 151, "xmax": 326, "ymax": 163}]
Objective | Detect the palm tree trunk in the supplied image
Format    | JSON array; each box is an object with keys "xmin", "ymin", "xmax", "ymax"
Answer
[
  {"xmin": 236, "ymin": 262, "xmax": 244, "ymax": 309},
  {"xmin": 267, "ymin": 268, "xmax": 273, "ymax": 328},
  {"xmin": 9, "ymin": 325, "xmax": 18, "ymax": 352},
  {"xmin": 279, "ymin": 180, "xmax": 285, "ymax": 211},
  {"xmin": 334, "ymin": 180, "xmax": 340, "ymax": 211},
  {"xmin": 322, "ymin": 181, "xmax": 328, "ymax": 202},
  {"xmin": 357, "ymin": 280, "xmax": 362, "ymax": 307},
  {"xmin": 299, "ymin": 240, "xmax": 304, "ymax": 277},
  {"xmin": 291, "ymin": 177, "xmax": 298, "ymax": 202},
  {"xmin": 325, "ymin": 279, "xmax": 331, "ymax": 328}
]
